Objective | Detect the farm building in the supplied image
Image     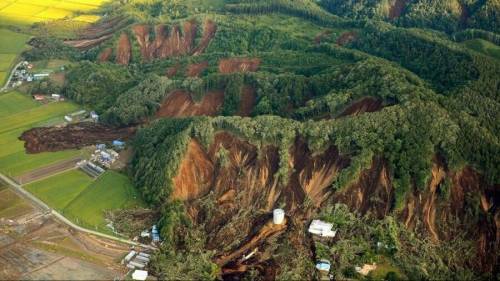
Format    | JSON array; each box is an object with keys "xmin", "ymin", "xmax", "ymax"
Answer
[
  {"xmin": 33, "ymin": 73, "xmax": 50, "ymax": 81},
  {"xmin": 132, "ymin": 270, "xmax": 148, "ymax": 281},
  {"xmin": 76, "ymin": 160, "xmax": 105, "ymax": 178}
]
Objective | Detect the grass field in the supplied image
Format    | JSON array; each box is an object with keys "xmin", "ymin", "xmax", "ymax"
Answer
[
  {"xmin": 25, "ymin": 170, "xmax": 144, "ymax": 233},
  {"xmin": 0, "ymin": 0, "xmax": 109, "ymax": 25},
  {"xmin": 0, "ymin": 91, "xmax": 82, "ymax": 176},
  {"xmin": 0, "ymin": 28, "xmax": 30, "ymax": 85},
  {"xmin": 463, "ymin": 39, "xmax": 500, "ymax": 60},
  {"xmin": 25, "ymin": 169, "xmax": 92, "ymax": 211}
]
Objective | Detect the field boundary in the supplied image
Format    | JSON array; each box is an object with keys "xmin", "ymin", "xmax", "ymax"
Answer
[{"xmin": 0, "ymin": 171, "xmax": 156, "ymax": 251}]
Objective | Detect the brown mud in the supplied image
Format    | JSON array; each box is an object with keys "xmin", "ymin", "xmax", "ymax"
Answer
[
  {"xmin": 19, "ymin": 122, "xmax": 136, "ymax": 153},
  {"xmin": 115, "ymin": 33, "xmax": 131, "ymax": 65},
  {"xmin": 186, "ymin": 61, "xmax": 209, "ymax": 77},
  {"xmin": 155, "ymin": 90, "xmax": 224, "ymax": 118},
  {"xmin": 338, "ymin": 97, "xmax": 383, "ymax": 117},
  {"xmin": 219, "ymin": 58, "xmax": 260, "ymax": 74},
  {"xmin": 170, "ymin": 131, "xmax": 498, "ymax": 277},
  {"xmin": 388, "ymin": 0, "xmax": 408, "ymax": 19},
  {"xmin": 336, "ymin": 31, "xmax": 357, "ymax": 46}
]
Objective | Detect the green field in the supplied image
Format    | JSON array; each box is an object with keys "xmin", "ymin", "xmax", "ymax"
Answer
[
  {"xmin": 0, "ymin": 28, "xmax": 30, "ymax": 85},
  {"xmin": 462, "ymin": 39, "xmax": 500, "ymax": 60},
  {"xmin": 0, "ymin": 91, "xmax": 81, "ymax": 176},
  {"xmin": 0, "ymin": 0, "xmax": 109, "ymax": 25},
  {"xmin": 25, "ymin": 169, "xmax": 144, "ymax": 233},
  {"xmin": 25, "ymin": 169, "xmax": 92, "ymax": 211}
]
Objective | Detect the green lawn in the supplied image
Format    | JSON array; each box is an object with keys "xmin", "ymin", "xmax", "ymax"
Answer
[
  {"xmin": 64, "ymin": 171, "xmax": 145, "ymax": 232},
  {"xmin": 25, "ymin": 169, "xmax": 93, "ymax": 211},
  {"xmin": 0, "ymin": 91, "xmax": 81, "ymax": 176}
]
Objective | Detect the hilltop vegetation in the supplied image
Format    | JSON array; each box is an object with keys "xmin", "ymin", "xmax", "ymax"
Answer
[{"xmin": 5, "ymin": 0, "xmax": 499, "ymax": 280}]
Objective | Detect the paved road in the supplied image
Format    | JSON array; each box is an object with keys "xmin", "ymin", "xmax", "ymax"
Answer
[
  {"xmin": 0, "ymin": 61, "xmax": 23, "ymax": 92},
  {"xmin": 0, "ymin": 171, "xmax": 157, "ymax": 251}
]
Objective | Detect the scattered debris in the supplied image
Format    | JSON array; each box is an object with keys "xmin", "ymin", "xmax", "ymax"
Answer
[
  {"xmin": 132, "ymin": 270, "xmax": 148, "ymax": 281},
  {"xmin": 308, "ymin": 220, "xmax": 337, "ymax": 238},
  {"xmin": 355, "ymin": 263, "xmax": 377, "ymax": 276}
]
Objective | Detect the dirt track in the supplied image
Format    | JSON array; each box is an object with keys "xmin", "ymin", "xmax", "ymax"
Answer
[{"xmin": 20, "ymin": 122, "xmax": 136, "ymax": 154}]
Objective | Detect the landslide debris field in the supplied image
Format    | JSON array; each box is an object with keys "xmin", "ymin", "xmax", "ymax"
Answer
[
  {"xmin": 20, "ymin": 123, "xmax": 136, "ymax": 154},
  {"xmin": 9, "ymin": 0, "xmax": 500, "ymax": 279},
  {"xmin": 0, "ymin": 185, "xmax": 128, "ymax": 280}
]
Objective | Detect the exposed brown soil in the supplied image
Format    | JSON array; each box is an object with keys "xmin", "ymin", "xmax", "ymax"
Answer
[
  {"xmin": 388, "ymin": 0, "xmax": 408, "ymax": 19},
  {"xmin": 219, "ymin": 58, "xmax": 261, "ymax": 74},
  {"xmin": 19, "ymin": 122, "xmax": 136, "ymax": 153},
  {"xmin": 64, "ymin": 17, "xmax": 129, "ymax": 50},
  {"xmin": 459, "ymin": 2, "xmax": 470, "ymax": 28},
  {"xmin": 115, "ymin": 33, "xmax": 131, "ymax": 65},
  {"xmin": 78, "ymin": 16, "xmax": 129, "ymax": 39},
  {"xmin": 192, "ymin": 19, "xmax": 217, "ymax": 56},
  {"xmin": 314, "ymin": 30, "xmax": 333, "ymax": 45},
  {"xmin": 155, "ymin": 90, "xmax": 224, "ymax": 117},
  {"xmin": 237, "ymin": 86, "xmax": 256, "ymax": 117},
  {"xmin": 186, "ymin": 61, "xmax": 208, "ymax": 77},
  {"xmin": 336, "ymin": 31, "xmax": 357, "ymax": 46},
  {"xmin": 64, "ymin": 35, "xmax": 113, "ymax": 50},
  {"xmin": 166, "ymin": 64, "xmax": 181, "ymax": 78},
  {"xmin": 338, "ymin": 97, "xmax": 383, "ymax": 117},
  {"xmin": 97, "ymin": 48, "xmax": 113, "ymax": 62},
  {"xmin": 171, "ymin": 133, "xmax": 350, "ymax": 277},
  {"xmin": 168, "ymin": 128, "xmax": 499, "ymax": 277},
  {"xmin": 132, "ymin": 20, "xmax": 198, "ymax": 62},
  {"xmin": 332, "ymin": 157, "xmax": 393, "ymax": 218}
]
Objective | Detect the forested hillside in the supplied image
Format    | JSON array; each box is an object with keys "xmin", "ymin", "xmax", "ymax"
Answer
[{"xmin": 17, "ymin": 0, "xmax": 499, "ymax": 280}]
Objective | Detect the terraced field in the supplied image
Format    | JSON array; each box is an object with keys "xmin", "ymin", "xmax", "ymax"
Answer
[
  {"xmin": 0, "ymin": 91, "xmax": 81, "ymax": 176},
  {"xmin": 0, "ymin": 0, "xmax": 108, "ymax": 25}
]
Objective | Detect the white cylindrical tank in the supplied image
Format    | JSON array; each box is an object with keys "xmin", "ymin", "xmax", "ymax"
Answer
[{"xmin": 273, "ymin": 209, "xmax": 285, "ymax": 225}]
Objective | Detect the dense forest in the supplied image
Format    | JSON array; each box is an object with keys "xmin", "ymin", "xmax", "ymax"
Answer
[{"xmin": 21, "ymin": 0, "xmax": 499, "ymax": 280}]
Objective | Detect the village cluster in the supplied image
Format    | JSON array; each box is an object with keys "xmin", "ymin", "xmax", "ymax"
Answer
[{"xmin": 8, "ymin": 61, "xmax": 51, "ymax": 88}]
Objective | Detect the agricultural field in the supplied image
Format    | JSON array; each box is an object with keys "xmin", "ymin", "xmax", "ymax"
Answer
[
  {"xmin": 0, "ymin": 0, "xmax": 109, "ymax": 26},
  {"xmin": 0, "ymin": 182, "xmax": 33, "ymax": 218},
  {"xmin": 25, "ymin": 169, "xmax": 144, "ymax": 233},
  {"xmin": 0, "ymin": 91, "xmax": 81, "ymax": 176},
  {"xmin": 0, "ymin": 28, "xmax": 30, "ymax": 85}
]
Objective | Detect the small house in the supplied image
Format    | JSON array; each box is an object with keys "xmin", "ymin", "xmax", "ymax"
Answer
[
  {"xmin": 64, "ymin": 115, "xmax": 73, "ymax": 122},
  {"xmin": 51, "ymin": 94, "xmax": 61, "ymax": 101},
  {"xmin": 96, "ymin": 144, "xmax": 106, "ymax": 150},
  {"xmin": 308, "ymin": 220, "xmax": 337, "ymax": 238},
  {"xmin": 33, "ymin": 95, "xmax": 45, "ymax": 101},
  {"xmin": 141, "ymin": 230, "xmax": 150, "ymax": 238}
]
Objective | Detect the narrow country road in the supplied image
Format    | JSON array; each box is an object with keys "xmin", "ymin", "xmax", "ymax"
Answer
[
  {"xmin": 0, "ymin": 171, "xmax": 157, "ymax": 251},
  {"xmin": 0, "ymin": 61, "xmax": 24, "ymax": 92}
]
